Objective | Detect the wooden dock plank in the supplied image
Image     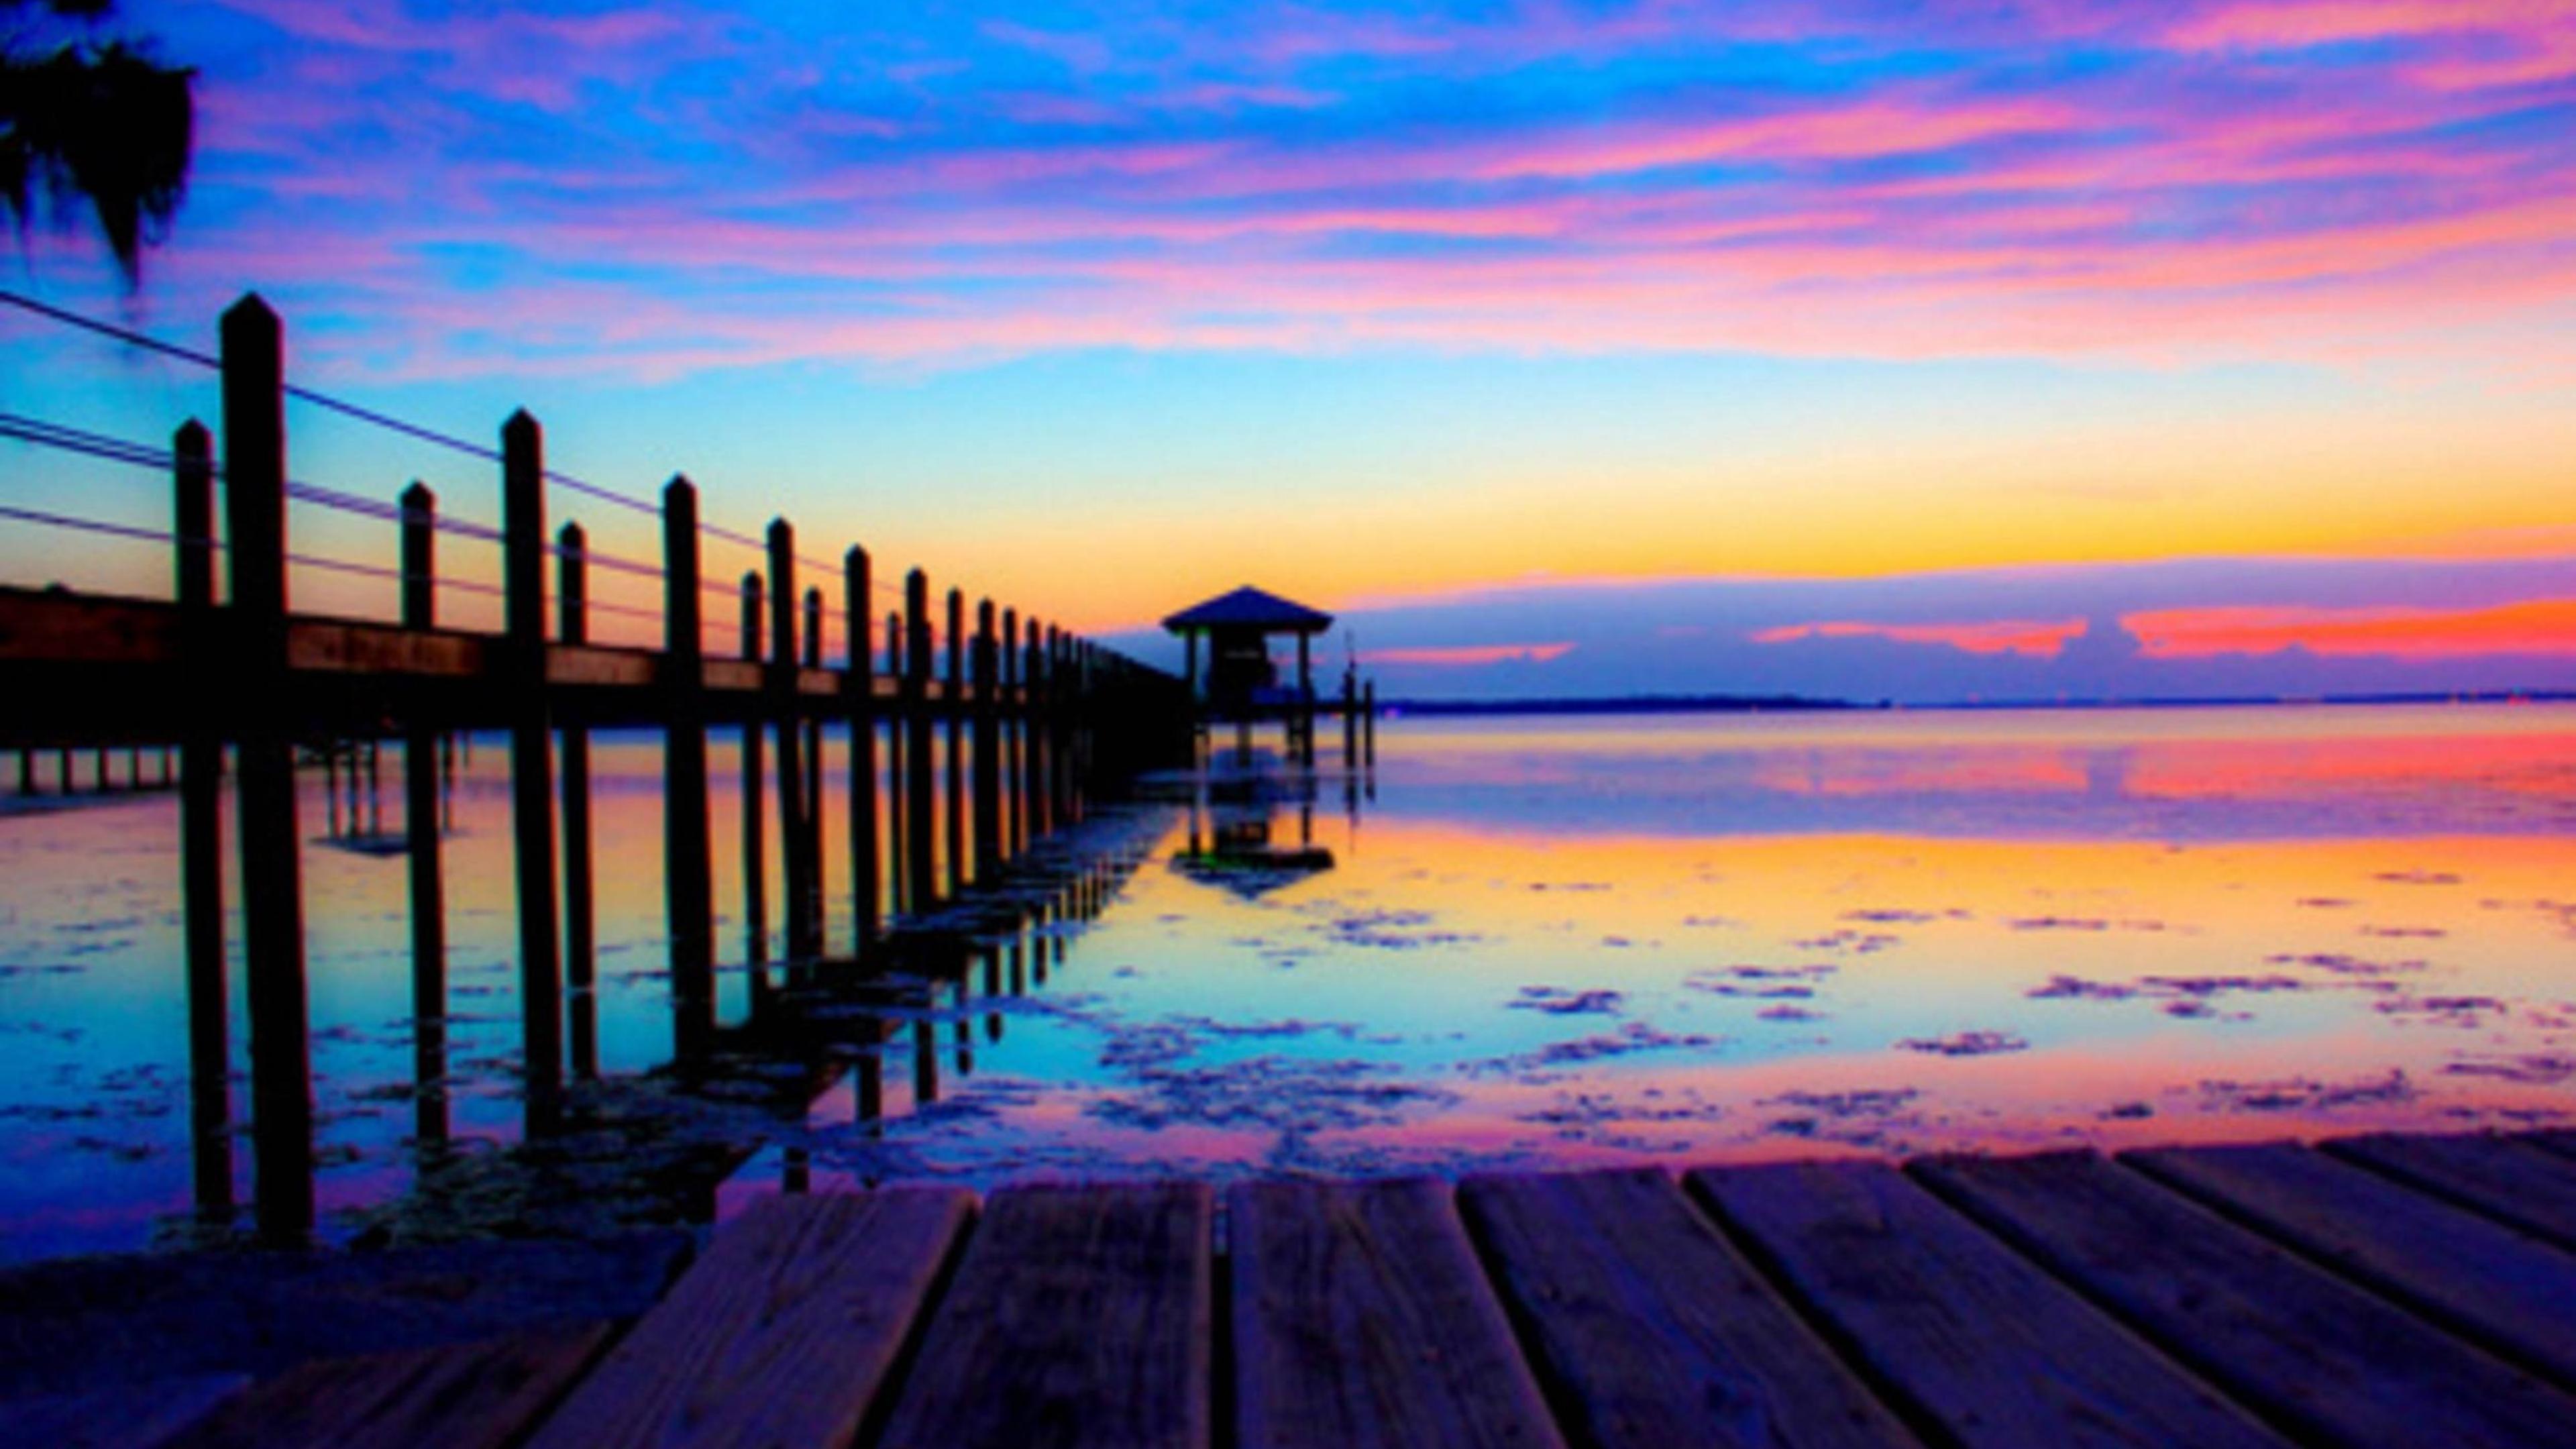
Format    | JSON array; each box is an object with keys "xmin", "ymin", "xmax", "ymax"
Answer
[
  {"xmin": 2326, "ymin": 1132, "xmax": 2576, "ymax": 1252},
  {"xmin": 1463, "ymin": 1168, "xmax": 1908, "ymax": 1449},
  {"xmin": 524, "ymin": 1188, "xmax": 971, "ymax": 1449},
  {"xmin": 2125, "ymin": 1141, "xmax": 2576, "ymax": 1387},
  {"xmin": 0, "ymin": 1230, "xmax": 693, "ymax": 1397},
  {"xmin": 164, "ymin": 1325, "xmax": 610, "ymax": 1449},
  {"xmin": 1915, "ymin": 1150, "xmax": 2576, "ymax": 1448},
  {"xmin": 877, "ymin": 1181, "xmax": 1211, "ymax": 1449},
  {"xmin": 1691, "ymin": 1161, "xmax": 2282, "ymax": 1449},
  {"xmin": 1233, "ymin": 1178, "xmax": 1561, "ymax": 1449},
  {"xmin": 0, "ymin": 1373, "xmax": 245, "ymax": 1449}
]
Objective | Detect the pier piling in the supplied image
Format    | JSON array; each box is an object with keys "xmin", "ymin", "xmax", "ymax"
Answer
[{"xmin": 502, "ymin": 409, "xmax": 563, "ymax": 1120}]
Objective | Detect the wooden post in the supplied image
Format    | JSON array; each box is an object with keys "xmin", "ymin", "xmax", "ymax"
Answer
[
  {"xmin": 557, "ymin": 520, "xmax": 596, "ymax": 1079},
  {"xmin": 400, "ymin": 481, "xmax": 435, "ymax": 632},
  {"xmin": 945, "ymin": 587, "xmax": 965, "ymax": 898},
  {"xmin": 556, "ymin": 522, "xmax": 588, "ymax": 645},
  {"xmin": 904, "ymin": 570, "xmax": 934, "ymax": 912},
  {"xmin": 1049, "ymin": 626, "xmax": 1071, "ymax": 832},
  {"xmin": 1363, "ymin": 680, "xmax": 1377, "ymax": 769},
  {"xmin": 847, "ymin": 547, "xmax": 881, "ymax": 951},
  {"xmin": 1023, "ymin": 619, "xmax": 1047, "ymax": 841},
  {"xmin": 399, "ymin": 481, "xmax": 448, "ymax": 1145},
  {"xmin": 1342, "ymin": 667, "xmax": 1358, "ymax": 766},
  {"xmin": 662, "ymin": 477, "xmax": 716, "ymax": 1061},
  {"xmin": 855, "ymin": 1044, "xmax": 883, "ymax": 1128},
  {"xmin": 1296, "ymin": 632, "xmax": 1314, "ymax": 764},
  {"xmin": 174, "ymin": 417, "xmax": 231, "ymax": 1221},
  {"xmin": 1051, "ymin": 627, "xmax": 1073, "ymax": 826},
  {"xmin": 502, "ymin": 409, "xmax": 562, "ymax": 1121},
  {"xmin": 885, "ymin": 608, "xmax": 907, "ymax": 918},
  {"xmin": 913, "ymin": 1017, "xmax": 938, "ymax": 1106},
  {"xmin": 971, "ymin": 598, "xmax": 1000, "ymax": 881},
  {"xmin": 222, "ymin": 294, "xmax": 313, "ymax": 1242},
  {"xmin": 802, "ymin": 584, "xmax": 825, "ymax": 955},
  {"xmin": 741, "ymin": 570, "xmax": 769, "ymax": 991},
  {"xmin": 1002, "ymin": 607, "xmax": 1024, "ymax": 857},
  {"xmin": 767, "ymin": 521, "xmax": 812, "ymax": 967}
]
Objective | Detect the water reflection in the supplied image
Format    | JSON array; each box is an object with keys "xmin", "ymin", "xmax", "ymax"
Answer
[
  {"xmin": 6, "ymin": 704, "xmax": 2576, "ymax": 1261},
  {"xmin": 733, "ymin": 705, "xmax": 2576, "ymax": 1200},
  {"xmin": 0, "ymin": 680, "xmax": 1114, "ymax": 1261}
]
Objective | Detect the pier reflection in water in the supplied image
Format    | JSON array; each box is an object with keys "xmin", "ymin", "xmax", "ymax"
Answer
[
  {"xmin": 11, "ymin": 704, "xmax": 2576, "ymax": 1262},
  {"xmin": 0, "ymin": 675, "xmax": 1166, "ymax": 1261},
  {"xmin": 733, "ymin": 704, "xmax": 2576, "ymax": 1200}
]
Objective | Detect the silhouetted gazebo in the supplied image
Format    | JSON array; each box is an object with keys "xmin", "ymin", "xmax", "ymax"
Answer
[{"xmin": 1162, "ymin": 585, "xmax": 1333, "ymax": 757}]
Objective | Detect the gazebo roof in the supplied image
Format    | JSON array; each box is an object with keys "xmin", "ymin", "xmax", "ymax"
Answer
[{"xmin": 1161, "ymin": 585, "xmax": 1333, "ymax": 635}]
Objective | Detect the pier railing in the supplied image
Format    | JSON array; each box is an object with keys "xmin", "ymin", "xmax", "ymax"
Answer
[{"xmin": 0, "ymin": 290, "xmax": 1195, "ymax": 1243}]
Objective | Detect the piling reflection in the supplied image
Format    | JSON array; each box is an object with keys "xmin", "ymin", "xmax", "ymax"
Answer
[
  {"xmin": 58, "ymin": 699, "xmax": 2576, "ymax": 1254},
  {"xmin": 0, "ymin": 607, "xmax": 1152, "ymax": 1258}
]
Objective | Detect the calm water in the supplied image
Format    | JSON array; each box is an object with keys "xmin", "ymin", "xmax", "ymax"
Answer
[{"xmin": 4, "ymin": 704, "xmax": 2573, "ymax": 1263}]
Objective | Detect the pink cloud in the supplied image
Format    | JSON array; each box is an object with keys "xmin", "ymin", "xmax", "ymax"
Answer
[
  {"xmin": 216, "ymin": 0, "xmax": 727, "ymax": 113},
  {"xmin": 1367, "ymin": 643, "xmax": 1577, "ymax": 667},
  {"xmin": 141, "ymin": 0, "xmax": 2576, "ymax": 380},
  {"xmin": 1466, "ymin": 95, "xmax": 2081, "ymax": 182},
  {"xmin": 2162, "ymin": 1, "xmax": 2576, "ymax": 52},
  {"xmin": 1752, "ymin": 619, "xmax": 2090, "ymax": 657}
]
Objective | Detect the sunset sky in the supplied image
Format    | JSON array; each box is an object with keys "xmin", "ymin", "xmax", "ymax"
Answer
[{"xmin": 4, "ymin": 0, "xmax": 2574, "ymax": 700}]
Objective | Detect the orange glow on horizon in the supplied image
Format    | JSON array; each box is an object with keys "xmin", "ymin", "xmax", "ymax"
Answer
[{"xmin": 2129, "ymin": 598, "xmax": 2576, "ymax": 660}]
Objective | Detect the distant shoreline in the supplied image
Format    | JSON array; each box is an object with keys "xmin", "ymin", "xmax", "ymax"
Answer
[{"xmin": 1381, "ymin": 690, "xmax": 2576, "ymax": 717}]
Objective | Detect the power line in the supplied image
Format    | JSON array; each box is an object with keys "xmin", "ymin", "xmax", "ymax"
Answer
[
  {"xmin": 1, "ymin": 291, "xmax": 795, "ymax": 551},
  {"xmin": 0, "ymin": 502, "xmax": 185, "ymax": 547},
  {"xmin": 3, "ymin": 302, "xmax": 1072, "ymax": 646},
  {"xmin": 0, "ymin": 290, "xmax": 220, "ymax": 368}
]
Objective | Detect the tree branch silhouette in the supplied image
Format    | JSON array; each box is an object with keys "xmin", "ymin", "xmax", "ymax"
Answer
[{"xmin": 1, "ymin": 0, "xmax": 194, "ymax": 287}]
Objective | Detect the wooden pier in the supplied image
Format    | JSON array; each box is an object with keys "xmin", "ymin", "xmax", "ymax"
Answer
[
  {"xmin": 0, "ymin": 292, "xmax": 1222, "ymax": 1246},
  {"xmin": 9, "ymin": 1128, "xmax": 2575, "ymax": 1447}
]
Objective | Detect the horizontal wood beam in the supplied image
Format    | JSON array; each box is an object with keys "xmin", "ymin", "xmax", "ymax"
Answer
[{"xmin": 0, "ymin": 587, "xmax": 1053, "ymax": 737}]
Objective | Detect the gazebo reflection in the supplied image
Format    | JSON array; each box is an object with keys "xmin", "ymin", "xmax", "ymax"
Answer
[{"xmin": 1175, "ymin": 755, "xmax": 1340, "ymax": 900}]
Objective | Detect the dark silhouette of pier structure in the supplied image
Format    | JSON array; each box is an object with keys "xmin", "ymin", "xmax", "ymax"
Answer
[
  {"xmin": 0, "ymin": 292, "xmax": 1218, "ymax": 1244},
  {"xmin": 1163, "ymin": 584, "xmax": 1373, "ymax": 766}
]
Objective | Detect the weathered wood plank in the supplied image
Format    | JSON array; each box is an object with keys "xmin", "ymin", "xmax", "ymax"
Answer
[
  {"xmin": 545, "ymin": 643, "xmax": 657, "ymax": 688},
  {"xmin": 0, "ymin": 1373, "xmax": 244, "ymax": 1449},
  {"xmin": 1691, "ymin": 1160, "xmax": 2280, "ymax": 1449},
  {"xmin": 2326, "ymin": 1132, "xmax": 2576, "ymax": 1253},
  {"xmin": 164, "ymin": 1325, "xmax": 610, "ymax": 1449},
  {"xmin": 702, "ymin": 659, "xmax": 762, "ymax": 694},
  {"xmin": 287, "ymin": 620, "xmax": 485, "ymax": 678},
  {"xmin": 0, "ymin": 588, "xmax": 180, "ymax": 667},
  {"xmin": 1915, "ymin": 1150, "xmax": 2576, "ymax": 1448},
  {"xmin": 878, "ymin": 1181, "xmax": 1211, "ymax": 1449},
  {"xmin": 0, "ymin": 1230, "xmax": 692, "ymax": 1397},
  {"xmin": 1464, "ymin": 1168, "xmax": 1907, "ymax": 1449},
  {"xmin": 1236, "ymin": 1177, "xmax": 1561, "ymax": 1449},
  {"xmin": 2125, "ymin": 1141, "xmax": 2576, "ymax": 1387},
  {"xmin": 525, "ymin": 1189, "xmax": 970, "ymax": 1449}
]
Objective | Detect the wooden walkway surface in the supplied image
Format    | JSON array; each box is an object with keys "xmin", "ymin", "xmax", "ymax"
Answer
[{"xmin": 15, "ymin": 1128, "xmax": 2576, "ymax": 1448}]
